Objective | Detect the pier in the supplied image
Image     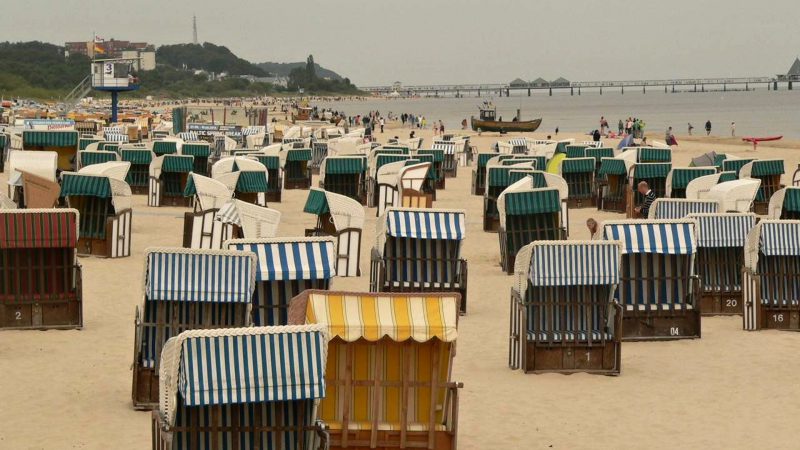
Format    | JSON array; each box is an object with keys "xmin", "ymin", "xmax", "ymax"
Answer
[{"xmin": 361, "ymin": 76, "xmax": 797, "ymax": 97}]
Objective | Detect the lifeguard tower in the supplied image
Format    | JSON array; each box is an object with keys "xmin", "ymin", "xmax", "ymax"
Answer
[{"xmin": 91, "ymin": 60, "xmax": 140, "ymax": 123}]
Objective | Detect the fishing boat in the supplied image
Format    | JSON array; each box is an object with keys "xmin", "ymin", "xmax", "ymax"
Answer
[
  {"xmin": 471, "ymin": 104, "xmax": 541, "ymax": 133},
  {"xmin": 292, "ymin": 106, "xmax": 313, "ymax": 123}
]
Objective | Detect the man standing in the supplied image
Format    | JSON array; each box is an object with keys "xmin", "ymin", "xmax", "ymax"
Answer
[
  {"xmin": 731, "ymin": 122, "xmax": 736, "ymax": 137},
  {"xmin": 634, "ymin": 181, "xmax": 657, "ymax": 218},
  {"xmin": 705, "ymin": 120, "xmax": 712, "ymax": 136}
]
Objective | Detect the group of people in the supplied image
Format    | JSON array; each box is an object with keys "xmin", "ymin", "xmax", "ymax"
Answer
[{"xmin": 618, "ymin": 117, "xmax": 646, "ymax": 138}]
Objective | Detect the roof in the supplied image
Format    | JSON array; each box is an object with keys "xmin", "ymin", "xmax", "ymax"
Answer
[
  {"xmin": 159, "ymin": 325, "xmax": 328, "ymax": 426},
  {"xmin": 602, "ymin": 220, "xmax": 697, "ymax": 255},
  {"xmin": 226, "ymin": 237, "xmax": 336, "ymax": 281},
  {"xmin": 788, "ymin": 57, "xmax": 800, "ymax": 76},
  {"xmin": 145, "ymin": 248, "xmax": 256, "ymax": 303},
  {"xmin": 689, "ymin": 213, "xmax": 757, "ymax": 248},
  {"xmin": 510, "ymin": 78, "xmax": 528, "ymax": 86},
  {"xmin": 297, "ymin": 291, "xmax": 459, "ymax": 343},
  {"xmin": 0, "ymin": 209, "xmax": 79, "ymax": 249},
  {"xmin": 552, "ymin": 77, "xmax": 570, "ymax": 84},
  {"xmin": 531, "ymin": 77, "xmax": 548, "ymax": 84},
  {"xmin": 383, "ymin": 208, "xmax": 466, "ymax": 241},
  {"xmin": 529, "ymin": 241, "xmax": 621, "ymax": 287}
]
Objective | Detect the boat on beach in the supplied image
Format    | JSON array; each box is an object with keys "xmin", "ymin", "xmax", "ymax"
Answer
[{"xmin": 471, "ymin": 103, "xmax": 541, "ymax": 133}]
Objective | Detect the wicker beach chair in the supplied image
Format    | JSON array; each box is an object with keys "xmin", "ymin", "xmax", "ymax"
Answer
[
  {"xmin": 121, "ymin": 147, "xmax": 154, "ymax": 194},
  {"xmin": 418, "ymin": 148, "xmax": 447, "ymax": 189},
  {"xmin": 767, "ymin": 186, "xmax": 800, "ymax": 219},
  {"xmin": 131, "ymin": 248, "xmax": 256, "ymax": 409},
  {"xmin": 225, "ymin": 237, "xmax": 335, "ymax": 326},
  {"xmin": 625, "ymin": 162, "xmax": 672, "ymax": 218},
  {"xmin": 215, "ymin": 199, "xmax": 282, "ymax": 240},
  {"xmin": 61, "ymin": 170, "xmax": 133, "ymax": 258},
  {"xmin": 690, "ymin": 213, "xmax": 757, "ymax": 315},
  {"xmin": 0, "ymin": 208, "xmax": 82, "ymax": 330},
  {"xmin": 182, "ymin": 173, "xmax": 239, "ymax": 249},
  {"xmin": 742, "ymin": 220, "xmax": 800, "ymax": 331},
  {"xmin": 22, "ymin": 129, "xmax": 79, "ymax": 171},
  {"xmin": 721, "ymin": 157, "xmax": 755, "ymax": 177},
  {"xmin": 508, "ymin": 241, "xmax": 622, "ymax": 374},
  {"xmin": 180, "ymin": 142, "xmax": 211, "ymax": 176},
  {"xmin": 319, "ymin": 155, "xmax": 368, "ymax": 204},
  {"xmin": 371, "ymin": 207, "xmax": 468, "ymax": 313},
  {"xmin": 253, "ymin": 151, "xmax": 283, "ymax": 202},
  {"xmin": 666, "ymin": 167, "xmax": 717, "ymax": 198},
  {"xmin": 7, "ymin": 150, "xmax": 59, "ymax": 208},
  {"xmin": 602, "ymin": 219, "xmax": 700, "ymax": 340},
  {"xmin": 304, "ymin": 188, "xmax": 365, "ymax": 277},
  {"xmin": 740, "ymin": 159, "xmax": 785, "ymax": 214},
  {"xmin": 368, "ymin": 152, "xmax": 414, "ymax": 207},
  {"xmin": 152, "ymin": 139, "xmax": 181, "ymax": 156},
  {"xmin": 211, "ymin": 156, "xmax": 270, "ymax": 206},
  {"xmin": 284, "ymin": 147, "xmax": 313, "ymax": 189},
  {"xmin": 596, "ymin": 157, "xmax": 631, "ymax": 213},
  {"xmin": 635, "ymin": 147, "xmax": 672, "ymax": 163},
  {"xmin": 148, "ymin": 155, "xmax": 194, "ymax": 207},
  {"xmin": 471, "ymin": 153, "xmax": 507, "ymax": 196},
  {"xmin": 483, "ymin": 161, "xmax": 536, "ymax": 231},
  {"xmin": 288, "ymin": 290, "xmax": 463, "ymax": 450},
  {"xmin": 647, "ymin": 198, "xmax": 719, "ymax": 220},
  {"xmin": 558, "ymin": 157, "xmax": 596, "ymax": 208},
  {"xmin": 310, "ymin": 140, "xmax": 328, "ymax": 174},
  {"xmin": 707, "ymin": 179, "xmax": 761, "ymax": 213},
  {"xmin": 497, "ymin": 179, "xmax": 567, "ymax": 274},
  {"xmin": 398, "ymin": 162, "xmax": 434, "ymax": 210},
  {"xmin": 151, "ymin": 325, "xmax": 329, "ymax": 450},
  {"xmin": 432, "ymin": 139, "xmax": 461, "ymax": 178}
]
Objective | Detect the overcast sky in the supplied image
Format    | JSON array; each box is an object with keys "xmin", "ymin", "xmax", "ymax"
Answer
[{"xmin": 5, "ymin": 0, "xmax": 799, "ymax": 86}]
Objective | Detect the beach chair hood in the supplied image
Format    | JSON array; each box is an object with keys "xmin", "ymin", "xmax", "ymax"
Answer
[
  {"xmin": 767, "ymin": 186, "xmax": 800, "ymax": 219},
  {"xmin": 528, "ymin": 241, "xmax": 622, "ymax": 287},
  {"xmin": 306, "ymin": 188, "xmax": 365, "ymax": 231},
  {"xmin": 688, "ymin": 213, "xmax": 757, "ymax": 248},
  {"xmin": 744, "ymin": 220, "xmax": 800, "ymax": 271},
  {"xmin": 78, "ymin": 161, "xmax": 131, "ymax": 181},
  {"xmin": 216, "ymin": 199, "xmax": 281, "ymax": 238},
  {"xmin": 602, "ymin": 219, "xmax": 697, "ymax": 255},
  {"xmin": 225, "ymin": 236, "xmax": 337, "ymax": 281},
  {"xmin": 158, "ymin": 324, "xmax": 329, "ymax": 427},
  {"xmin": 8, "ymin": 150, "xmax": 58, "ymax": 186},
  {"xmin": 648, "ymin": 198, "xmax": 719, "ymax": 219},
  {"xmin": 377, "ymin": 207, "xmax": 466, "ymax": 256},
  {"xmin": 707, "ymin": 179, "xmax": 761, "ymax": 213},
  {"xmin": 685, "ymin": 173, "xmax": 723, "ymax": 199},
  {"xmin": 189, "ymin": 173, "xmax": 234, "ymax": 211}
]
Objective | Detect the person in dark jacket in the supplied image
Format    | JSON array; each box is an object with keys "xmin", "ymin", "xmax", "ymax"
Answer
[{"xmin": 635, "ymin": 181, "xmax": 657, "ymax": 218}]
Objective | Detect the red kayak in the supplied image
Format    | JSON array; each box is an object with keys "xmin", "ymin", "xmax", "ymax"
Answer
[{"xmin": 742, "ymin": 135, "xmax": 782, "ymax": 150}]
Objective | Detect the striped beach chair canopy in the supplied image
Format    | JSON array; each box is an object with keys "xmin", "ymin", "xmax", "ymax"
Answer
[
  {"xmin": 153, "ymin": 139, "xmax": 182, "ymax": 156},
  {"xmin": 304, "ymin": 188, "xmax": 365, "ymax": 231},
  {"xmin": 707, "ymin": 179, "xmax": 761, "ymax": 213},
  {"xmin": 597, "ymin": 157, "xmax": 631, "ymax": 177},
  {"xmin": 294, "ymin": 290, "xmax": 459, "ymax": 343},
  {"xmin": 744, "ymin": 220, "xmax": 800, "ymax": 271},
  {"xmin": 637, "ymin": 147, "xmax": 672, "ymax": 163},
  {"xmin": 486, "ymin": 162, "xmax": 537, "ymax": 189},
  {"xmin": 740, "ymin": 159, "xmax": 784, "ymax": 179},
  {"xmin": 498, "ymin": 187, "xmax": 562, "ymax": 229},
  {"xmin": 722, "ymin": 157, "xmax": 755, "ymax": 176},
  {"xmin": 121, "ymin": 148, "xmax": 154, "ymax": 166},
  {"xmin": 768, "ymin": 187, "xmax": 800, "ymax": 219},
  {"xmin": 61, "ymin": 173, "xmax": 132, "ymax": 212},
  {"xmin": 226, "ymin": 237, "xmax": 336, "ymax": 282},
  {"xmin": 144, "ymin": 248, "xmax": 257, "ymax": 303},
  {"xmin": 0, "ymin": 208, "xmax": 79, "ymax": 249},
  {"xmin": 22, "ymin": 130, "xmax": 79, "ymax": 148},
  {"xmin": 431, "ymin": 140, "xmax": 458, "ymax": 154},
  {"xmin": 559, "ymin": 157, "xmax": 595, "ymax": 175},
  {"xmin": 78, "ymin": 161, "xmax": 131, "ymax": 182},
  {"xmin": 180, "ymin": 142, "xmax": 211, "ymax": 157},
  {"xmin": 319, "ymin": 155, "xmax": 367, "ymax": 182},
  {"xmin": 688, "ymin": 213, "xmax": 757, "ymax": 248},
  {"xmin": 602, "ymin": 219, "xmax": 697, "ymax": 255},
  {"xmin": 632, "ymin": 162, "xmax": 672, "ymax": 180},
  {"xmin": 377, "ymin": 207, "xmax": 466, "ymax": 255},
  {"xmin": 564, "ymin": 145, "xmax": 588, "ymax": 159},
  {"xmin": 78, "ymin": 149, "xmax": 118, "ymax": 168},
  {"xmin": 150, "ymin": 154, "xmax": 194, "ymax": 178},
  {"xmin": 648, "ymin": 199, "xmax": 719, "ymax": 219},
  {"xmin": 528, "ymin": 241, "xmax": 622, "ymax": 287},
  {"xmin": 667, "ymin": 167, "xmax": 717, "ymax": 196},
  {"xmin": 370, "ymin": 153, "xmax": 413, "ymax": 178},
  {"xmin": 158, "ymin": 325, "xmax": 329, "ymax": 426}
]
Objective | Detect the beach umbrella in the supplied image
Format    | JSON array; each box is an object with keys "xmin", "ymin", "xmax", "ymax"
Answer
[
  {"xmin": 691, "ymin": 151, "xmax": 717, "ymax": 167},
  {"xmin": 617, "ymin": 134, "xmax": 634, "ymax": 149}
]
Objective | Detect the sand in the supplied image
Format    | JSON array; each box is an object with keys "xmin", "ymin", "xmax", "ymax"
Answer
[{"xmin": 1, "ymin": 128, "xmax": 799, "ymax": 449}]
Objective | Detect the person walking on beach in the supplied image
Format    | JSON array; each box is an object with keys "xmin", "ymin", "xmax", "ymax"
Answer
[
  {"xmin": 618, "ymin": 119, "xmax": 624, "ymax": 136},
  {"xmin": 666, "ymin": 126, "xmax": 676, "ymax": 146},
  {"xmin": 439, "ymin": 120, "xmax": 445, "ymax": 135},
  {"xmin": 379, "ymin": 117, "xmax": 385, "ymax": 134},
  {"xmin": 635, "ymin": 181, "xmax": 657, "ymax": 218},
  {"xmin": 555, "ymin": 126, "xmax": 559, "ymax": 136},
  {"xmin": 705, "ymin": 120, "xmax": 712, "ymax": 135},
  {"xmin": 462, "ymin": 118, "xmax": 468, "ymax": 130},
  {"xmin": 688, "ymin": 123, "xmax": 694, "ymax": 135},
  {"xmin": 600, "ymin": 116, "xmax": 606, "ymax": 135},
  {"xmin": 731, "ymin": 122, "xmax": 736, "ymax": 137}
]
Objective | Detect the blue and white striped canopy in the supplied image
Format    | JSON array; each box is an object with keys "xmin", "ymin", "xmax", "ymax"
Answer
[
  {"xmin": 759, "ymin": 221, "xmax": 800, "ymax": 256},
  {"xmin": 177, "ymin": 327, "xmax": 327, "ymax": 407},
  {"xmin": 386, "ymin": 209, "xmax": 466, "ymax": 241},
  {"xmin": 529, "ymin": 242, "xmax": 621, "ymax": 286},
  {"xmin": 603, "ymin": 221, "xmax": 696, "ymax": 255},
  {"xmin": 146, "ymin": 249, "xmax": 255, "ymax": 303},
  {"xmin": 228, "ymin": 239, "xmax": 336, "ymax": 281},
  {"xmin": 508, "ymin": 138, "xmax": 527, "ymax": 147},
  {"xmin": 431, "ymin": 141, "xmax": 457, "ymax": 154},
  {"xmin": 652, "ymin": 199, "xmax": 718, "ymax": 220},
  {"xmin": 690, "ymin": 213, "xmax": 757, "ymax": 248}
]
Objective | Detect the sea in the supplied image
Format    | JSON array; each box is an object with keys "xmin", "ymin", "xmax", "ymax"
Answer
[{"xmin": 317, "ymin": 88, "xmax": 800, "ymax": 139}]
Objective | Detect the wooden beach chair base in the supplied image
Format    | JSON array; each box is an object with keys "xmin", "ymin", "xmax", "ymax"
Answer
[
  {"xmin": 752, "ymin": 201, "xmax": 768, "ymax": 215},
  {"xmin": 285, "ymin": 178, "xmax": 312, "ymax": 190},
  {"xmin": 401, "ymin": 191, "xmax": 433, "ymax": 209},
  {"xmin": 132, "ymin": 365, "xmax": 159, "ymax": 410},
  {"xmin": 471, "ymin": 170, "xmax": 485, "ymax": 196},
  {"xmin": 521, "ymin": 341, "xmax": 620, "ymax": 375},
  {"xmin": 0, "ymin": 296, "xmax": 82, "ymax": 330},
  {"xmin": 77, "ymin": 211, "xmax": 132, "ymax": 258},
  {"xmin": 327, "ymin": 428, "xmax": 456, "ymax": 450},
  {"xmin": 700, "ymin": 292, "xmax": 743, "ymax": 316},
  {"xmin": 621, "ymin": 309, "xmax": 701, "ymax": 341}
]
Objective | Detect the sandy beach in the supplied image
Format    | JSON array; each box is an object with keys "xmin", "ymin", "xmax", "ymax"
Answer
[{"xmin": 1, "ymin": 128, "xmax": 799, "ymax": 449}]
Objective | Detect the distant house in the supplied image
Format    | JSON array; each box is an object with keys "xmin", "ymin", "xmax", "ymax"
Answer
[
  {"xmin": 550, "ymin": 77, "xmax": 570, "ymax": 87},
  {"xmin": 530, "ymin": 77, "xmax": 549, "ymax": 88},
  {"xmin": 785, "ymin": 57, "xmax": 800, "ymax": 81},
  {"xmin": 509, "ymin": 78, "xmax": 529, "ymax": 87}
]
